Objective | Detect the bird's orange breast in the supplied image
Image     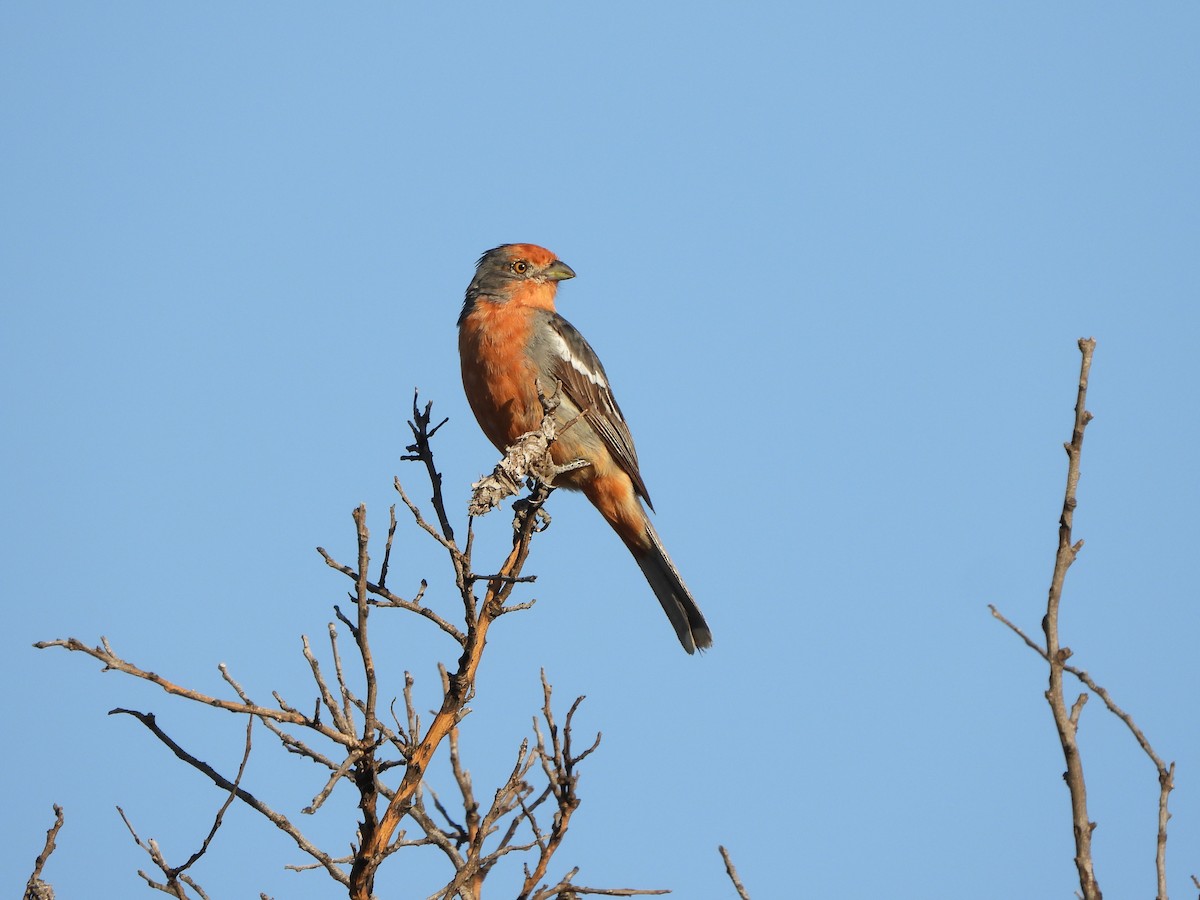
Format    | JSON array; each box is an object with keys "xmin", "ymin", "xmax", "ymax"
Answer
[{"xmin": 459, "ymin": 302, "xmax": 545, "ymax": 451}]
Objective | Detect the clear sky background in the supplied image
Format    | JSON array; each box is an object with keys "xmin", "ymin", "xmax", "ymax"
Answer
[{"xmin": 4, "ymin": 4, "xmax": 1198, "ymax": 898}]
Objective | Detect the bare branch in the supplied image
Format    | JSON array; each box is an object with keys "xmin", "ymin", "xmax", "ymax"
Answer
[
  {"xmin": 378, "ymin": 504, "xmax": 399, "ymax": 590},
  {"xmin": 391, "ymin": 475, "xmax": 462, "ymax": 558},
  {"xmin": 109, "ymin": 709, "xmax": 349, "ymax": 886},
  {"xmin": 403, "ymin": 670, "xmax": 419, "ymax": 750},
  {"xmin": 719, "ymin": 845, "xmax": 752, "ymax": 900},
  {"xmin": 517, "ymin": 674, "xmax": 600, "ymax": 899},
  {"xmin": 990, "ymin": 602, "xmax": 1175, "ymax": 899},
  {"xmin": 349, "ymin": 434, "xmax": 559, "ymax": 898},
  {"xmin": 303, "ymin": 748, "xmax": 365, "ymax": 815},
  {"xmin": 531, "ymin": 867, "xmax": 670, "ymax": 898},
  {"xmin": 992, "ymin": 337, "xmax": 1178, "ymax": 899},
  {"xmin": 116, "ymin": 807, "xmax": 192, "ymax": 899},
  {"xmin": 1036, "ymin": 337, "xmax": 1102, "ymax": 900},
  {"xmin": 439, "ymin": 664, "xmax": 483, "ymax": 850},
  {"xmin": 24, "ymin": 804, "xmax": 64, "ymax": 900},
  {"xmin": 317, "ymin": 545, "xmax": 465, "ymax": 646},
  {"xmin": 109, "ymin": 718, "xmax": 252, "ymax": 898},
  {"xmin": 401, "ymin": 391, "xmax": 458, "ymax": 546},
  {"xmin": 174, "ymin": 717, "xmax": 255, "ymax": 877},
  {"xmin": 328, "ymin": 623, "xmax": 355, "ymax": 731},
  {"xmin": 39, "ymin": 390, "xmax": 666, "ymax": 899},
  {"xmin": 301, "ymin": 634, "xmax": 354, "ymax": 737},
  {"xmin": 353, "ymin": 507, "xmax": 378, "ymax": 731},
  {"xmin": 33, "ymin": 638, "xmax": 356, "ymax": 748},
  {"xmin": 406, "ymin": 793, "xmax": 467, "ymax": 872}
]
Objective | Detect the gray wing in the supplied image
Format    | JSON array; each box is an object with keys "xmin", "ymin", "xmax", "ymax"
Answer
[{"xmin": 542, "ymin": 313, "xmax": 654, "ymax": 509}]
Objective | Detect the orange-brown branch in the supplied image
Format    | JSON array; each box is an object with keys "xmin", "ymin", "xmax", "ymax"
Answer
[{"xmin": 349, "ymin": 502, "xmax": 541, "ymax": 899}]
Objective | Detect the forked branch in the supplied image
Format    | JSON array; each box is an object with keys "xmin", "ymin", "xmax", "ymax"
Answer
[
  {"xmin": 991, "ymin": 339, "xmax": 1175, "ymax": 900},
  {"xmin": 36, "ymin": 394, "xmax": 666, "ymax": 899}
]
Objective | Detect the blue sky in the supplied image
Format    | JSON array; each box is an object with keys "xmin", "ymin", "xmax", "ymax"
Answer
[{"xmin": 4, "ymin": 3, "xmax": 1198, "ymax": 897}]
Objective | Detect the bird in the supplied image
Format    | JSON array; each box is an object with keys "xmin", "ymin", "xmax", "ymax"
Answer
[{"xmin": 457, "ymin": 243, "xmax": 712, "ymax": 654}]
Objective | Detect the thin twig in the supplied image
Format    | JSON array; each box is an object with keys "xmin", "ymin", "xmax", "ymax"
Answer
[
  {"xmin": 300, "ymin": 634, "xmax": 354, "ymax": 737},
  {"xmin": 402, "ymin": 392, "xmax": 458, "ymax": 546},
  {"xmin": 1039, "ymin": 337, "xmax": 1101, "ymax": 900},
  {"xmin": 989, "ymin": 603, "xmax": 1175, "ymax": 898},
  {"xmin": 24, "ymin": 804, "xmax": 64, "ymax": 900},
  {"xmin": 33, "ymin": 637, "xmax": 357, "ymax": 748},
  {"xmin": 109, "ymin": 708, "xmax": 349, "ymax": 885},
  {"xmin": 530, "ymin": 867, "xmax": 670, "ymax": 898},
  {"xmin": 174, "ymin": 717, "xmax": 255, "ymax": 876},
  {"xmin": 719, "ymin": 845, "xmax": 752, "ymax": 900},
  {"xmin": 517, "ymin": 674, "xmax": 599, "ymax": 899},
  {"xmin": 379, "ymin": 504, "xmax": 398, "ymax": 590},
  {"xmin": 351, "ymin": 505, "xmax": 379, "ymax": 741},
  {"xmin": 317, "ymin": 546, "xmax": 465, "ymax": 645},
  {"xmin": 115, "ymin": 808, "xmax": 190, "ymax": 899},
  {"xmin": 328, "ymin": 623, "xmax": 354, "ymax": 732}
]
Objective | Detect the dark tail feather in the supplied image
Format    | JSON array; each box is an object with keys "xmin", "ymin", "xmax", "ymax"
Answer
[{"xmin": 635, "ymin": 522, "xmax": 712, "ymax": 654}]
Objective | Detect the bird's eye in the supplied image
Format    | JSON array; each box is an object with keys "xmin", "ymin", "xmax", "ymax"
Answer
[{"xmin": 511, "ymin": 260, "xmax": 529, "ymax": 275}]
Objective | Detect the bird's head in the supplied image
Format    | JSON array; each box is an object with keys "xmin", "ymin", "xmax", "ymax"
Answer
[{"xmin": 468, "ymin": 244, "xmax": 576, "ymax": 299}]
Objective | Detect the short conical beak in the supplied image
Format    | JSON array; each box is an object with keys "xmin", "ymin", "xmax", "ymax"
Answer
[{"xmin": 544, "ymin": 260, "xmax": 576, "ymax": 282}]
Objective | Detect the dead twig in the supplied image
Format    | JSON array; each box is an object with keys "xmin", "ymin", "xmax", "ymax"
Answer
[
  {"xmin": 719, "ymin": 845, "xmax": 751, "ymax": 900},
  {"xmin": 992, "ymin": 339, "xmax": 1174, "ymax": 900},
  {"xmin": 317, "ymin": 546, "xmax": 465, "ymax": 646},
  {"xmin": 33, "ymin": 637, "xmax": 358, "ymax": 748},
  {"xmin": 517, "ymin": 672, "xmax": 604, "ymax": 899},
  {"xmin": 401, "ymin": 391, "xmax": 457, "ymax": 546},
  {"xmin": 1041, "ymin": 337, "xmax": 1101, "ymax": 899},
  {"xmin": 528, "ymin": 869, "xmax": 669, "ymax": 898},
  {"xmin": 989, "ymin": 604, "xmax": 1175, "ymax": 899},
  {"xmin": 24, "ymin": 804, "xmax": 64, "ymax": 900},
  {"xmin": 110, "ymin": 708, "xmax": 349, "ymax": 886}
]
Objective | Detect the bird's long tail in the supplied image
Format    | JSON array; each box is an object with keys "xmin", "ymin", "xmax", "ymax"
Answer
[{"xmin": 635, "ymin": 522, "xmax": 713, "ymax": 654}]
